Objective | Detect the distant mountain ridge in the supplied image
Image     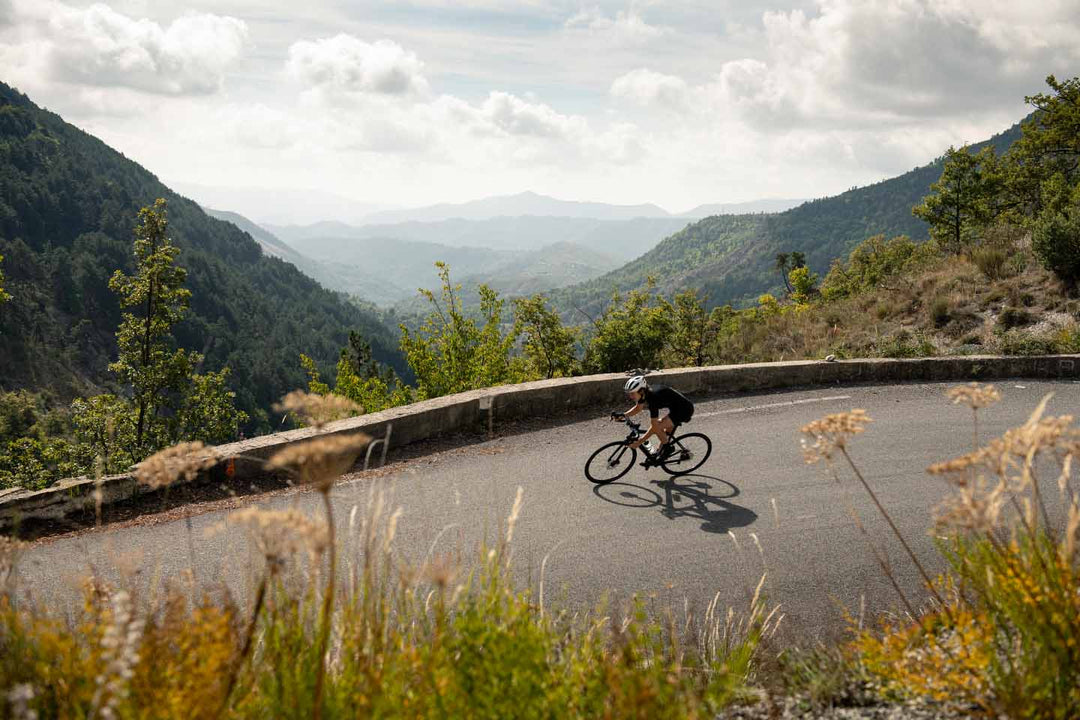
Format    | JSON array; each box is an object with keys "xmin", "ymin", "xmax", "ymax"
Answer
[
  {"xmin": 360, "ymin": 190, "xmax": 671, "ymax": 224},
  {"xmin": 679, "ymin": 198, "xmax": 806, "ymax": 217},
  {"xmin": 270, "ymin": 216, "xmax": 692, "ymax": 261},
  {"xmin": 553, "ymin": 119, "xmax": 1027, "ymax": 314}
]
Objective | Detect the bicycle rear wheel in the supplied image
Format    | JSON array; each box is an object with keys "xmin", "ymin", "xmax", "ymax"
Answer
[
  {"xmin": 660, "ymin": 432, "xmax": 712, "ymax": 475},
  {"xmin": 585, "ymin": 441, "xmax": 637, "ymax": 484}
]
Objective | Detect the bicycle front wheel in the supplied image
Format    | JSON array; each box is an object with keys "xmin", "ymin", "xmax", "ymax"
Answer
[
  {"xmin": 585, "ymin": 441, "xmax": 637, "ymax": 484},
  {"xmin": 660, "ymin": 432, "xmax": 712, "ymax": 475}
]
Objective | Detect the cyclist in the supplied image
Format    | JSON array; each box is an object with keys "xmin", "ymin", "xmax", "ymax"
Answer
[{"xmin": 612, "ymin": 375, "xmax": 694, "ymax": 463}]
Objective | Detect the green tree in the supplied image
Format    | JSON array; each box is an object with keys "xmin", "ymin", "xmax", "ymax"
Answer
[
  {"xmin": 1002, "ymin": 75, "xmax": 1080, "ymax": 219},
  {"xmin": 70, "ymin": 394, "xmax": 137, "ymax": 474},
  {"xmin": 176, "ymin": 369, "xmax": 249, "ymax": 444},
  {"xmin": 662, "ymin": 290, "xmax": 717, "ymax": 367},
  {"xmin": 399, "ymin": 263, "xmax": 517, "ymax": 399},
  {"xmin": 583, "ymin": 282, "xmax": 671, "ymax": 373},
  {"xmin": 513, "ymin": 294, "xmax": 579, "ymax": 379},
  {"xmin": 0, "ymin": 253, "xmax": 10, "ymax": 304},
  {"xmin": 108, "ymin": 199, "xmax": 197, "ymax": 454},
  {"xmin": 301, "ymin": 333, "xmax": 412, "ymax": 414},
  {"xmin": 788, "ymin": 265, "xmax": 819, "ymax": 305},
  {"xmin": 773, "ymin": 252, "xmax": 806, "ymax": 295},
  {"xmin": 913, "ymin": 145, "xmax": 1002, "ymax": 253}
]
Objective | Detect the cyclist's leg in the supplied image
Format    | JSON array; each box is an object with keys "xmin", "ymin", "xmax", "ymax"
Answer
[{"xmin": 652, "ymin": 409, "xmax": 674, "ymax": 444}]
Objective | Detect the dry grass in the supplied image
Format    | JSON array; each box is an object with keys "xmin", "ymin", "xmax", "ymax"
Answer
[
  {"xmin": 712, "ymin": 247, "xmax": 1076, "ymax": 364},
  {"xmin": 801, "ymin": 385, "xmax": 1080, "ymax": 718},
  {"xmin": 0, "ymin": 391, "xmax": 781, "ymax": 719}
]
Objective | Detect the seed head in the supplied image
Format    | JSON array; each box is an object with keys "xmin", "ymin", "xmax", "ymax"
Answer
[
  {"xmin": 946, "ymin": 382, "xmax": 1001, "ymax": 410},
  {"xmin": 274, "ymin": 390, "xmax": 361, "ymax": 428},
  {"xmin": 135, "ymin": 442, "xmax": 218, "ymax": 490},
  {"xmin": 219, "ymin": 507, "xmax": 330, "ymax": 574},
  {"xmin": 266, "ymin": 432, "xmax": 371, "ymax": 491},
  {"xmin": 800, "ymin": 409, "xmax": 872, "ymax": 464}
]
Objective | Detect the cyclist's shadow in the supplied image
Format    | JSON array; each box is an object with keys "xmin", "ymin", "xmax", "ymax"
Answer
[{"xmin": 593, "ymin": 474, "xmax": 757, "ymax": 534}]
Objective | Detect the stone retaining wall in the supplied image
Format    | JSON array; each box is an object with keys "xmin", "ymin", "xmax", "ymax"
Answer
[{"xmin": 3, "ymin": 354, "xmax": 1077, "ymax": 532}]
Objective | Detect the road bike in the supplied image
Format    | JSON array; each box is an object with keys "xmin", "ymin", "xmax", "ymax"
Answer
[{"xmin": 584, "ymin": 416, "xmax": 712, "ymax": 484}]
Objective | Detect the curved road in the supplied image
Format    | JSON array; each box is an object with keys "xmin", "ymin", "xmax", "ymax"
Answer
[{"xmin": 17, "ymin": 380, "xmax": 1079, "ymax": 638}]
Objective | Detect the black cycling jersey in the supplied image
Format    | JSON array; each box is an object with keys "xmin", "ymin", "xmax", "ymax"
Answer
[{"xmin": 643, "ymin": 384, "xmax": 694, "ymax": 423}]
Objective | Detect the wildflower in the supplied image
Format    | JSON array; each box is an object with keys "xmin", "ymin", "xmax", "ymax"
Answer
[
  {"xmin": 6, "ymin": 683, "xmax": 36, "ymax": 720},
  {"xmin": 219, "ymin": 507, "xmax": 329, "ymax": 574},
  {"xmin": 800, "ymin": 409, "xmax": 872, "ymax": 463},
  {"xmin": 1064, "ymin": 503, "xmax": 1080, "ymax": 562},
  {"xmin": 90, "ymin": 590, "xmax": 143, "ymax": 720},
  {"xmin": 946, "ymin": 383, "xmax": 1001, "ymax": 410},
  {"xmin": 273, "ymin": 390, "xmax": 361, "ymax": 428},
  {"xmin": 421, "ymin": 553, "xmax": 459, "ymax": 590},
  {"xmin": 267, "ymin": 432, "xmax": 371, "ymax": 492},
  {"xmin": 933, "ymin": 479, "xmax": 1007, "ymax": 534},
  {"xmin": 135, "ymin": 441, "xmax": 218, "ymax": 490}
]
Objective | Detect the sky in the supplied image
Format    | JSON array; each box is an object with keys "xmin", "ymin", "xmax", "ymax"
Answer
[{"xmin": 2, "ymin": 0, "xmax": 1079, "ymax": 223}]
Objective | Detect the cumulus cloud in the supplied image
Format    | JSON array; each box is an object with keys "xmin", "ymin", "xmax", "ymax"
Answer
[
  {"xmin": 711, "ymin": 0, "xmax": 1080, "ymax": 125},
  {"xmin": 287, "ymin": 34, "xmax": 429, "ymax": 99},
  {"xmin": 478, "ymin": 91, "xmax": 586, "ymax": 139},
  {"xmin": 610, "ymin": 68, "xmax": 689, "ymax": 109},
  {"xmin": 564, "ymin": 7, "xmax": 667, "ymax": 44},
  {"xmin": 10, "ymin": 0, "xmax": 248, "ymax": 96}
]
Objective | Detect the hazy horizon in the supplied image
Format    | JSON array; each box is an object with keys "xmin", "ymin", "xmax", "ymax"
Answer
[{"xmin": 3, "ymin": 0, "xmax": 1076, "ymax": 222}]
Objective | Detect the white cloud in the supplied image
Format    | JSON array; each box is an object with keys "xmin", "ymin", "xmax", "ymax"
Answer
[
  {"xmin": 478, "ymin": 91, "xmax": 586, "ymax": 139},
  {"xmin": 12, "ymin": 1, "xmax": 248, "ymax": 95},
  {"xmin": 564, "ymin": 7, "xmax": 667, "ymax": 44},
  {"xmin": 610, "ymin": 68, "xmax": 689, "ymax": 109},
  {"xmin": 709, "ymin": 0, "xmax": 1080, "ymax": 125},
  {"xmin": 287, "ymin": 34, "xmax": 429, "ymax": 99}
]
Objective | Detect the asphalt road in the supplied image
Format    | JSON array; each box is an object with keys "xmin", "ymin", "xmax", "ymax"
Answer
[{"xmin": 16, "ymin": 380, "xmax": 1080, "ymax": 638}]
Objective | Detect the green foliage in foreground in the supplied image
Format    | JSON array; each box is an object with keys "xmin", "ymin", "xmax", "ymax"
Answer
[
  {"xmin": 840, "ymin": 393, "xmax": 1080, "ymax": 719},
  {"xmin": 0, "ymin": 498, "xmax": 777, "ymax": 718}
]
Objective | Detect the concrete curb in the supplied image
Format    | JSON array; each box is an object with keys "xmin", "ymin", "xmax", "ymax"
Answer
[{"xmin": 3, "ymin": 354, "xmax": 1078, "ymax": 532}]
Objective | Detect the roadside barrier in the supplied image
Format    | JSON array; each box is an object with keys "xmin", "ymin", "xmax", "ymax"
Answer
[{"xmin": 2, "ymin": 354, "xmax": 1077, "ymax": 531}]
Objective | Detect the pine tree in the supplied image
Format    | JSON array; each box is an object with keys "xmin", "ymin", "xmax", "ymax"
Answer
[
  {"xmin": 107, "ymin": 199, "xmax": 198, "ymax": 454},
  {"xmin": 913, "ymin": 145, "xmax": 1001, "ymax": 253}
]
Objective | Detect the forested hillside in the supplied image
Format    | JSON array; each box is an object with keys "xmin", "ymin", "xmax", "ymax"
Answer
[
  {"xmin": 554, "ymin": 121, "xmax": 1025, "ymax": 314},
  {"xmin": 0, "ymin": 82, "xmax": 404, "ymax": 429}
]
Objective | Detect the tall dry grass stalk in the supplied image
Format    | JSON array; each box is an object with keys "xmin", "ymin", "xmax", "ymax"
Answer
[
  {"xmin": 843, "ymin": 387, "xmax": 1080, "ymax": 717},
  {"xmin": 273, "ymin": 390, "xmax": 361, "ymax": 428}
]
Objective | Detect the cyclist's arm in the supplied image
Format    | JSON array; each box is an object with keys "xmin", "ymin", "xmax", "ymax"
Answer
[{"xmin": 621, "ymin": 402, "xmax": 645, "ymax": 418}]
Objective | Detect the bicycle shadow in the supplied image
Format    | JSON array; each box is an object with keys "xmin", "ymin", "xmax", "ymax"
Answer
[{"xmin": 592, "ymin": 474, "xmax": 757, "ymax": 534}]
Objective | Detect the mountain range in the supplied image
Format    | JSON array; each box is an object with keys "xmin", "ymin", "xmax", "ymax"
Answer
[
  {"xmin": 551, "ymin": 121, "xmax": 1025, "ymax": 314},
  {"xmin": 0, "ymin": 82, "xmax": 404, "ymax": 430}
]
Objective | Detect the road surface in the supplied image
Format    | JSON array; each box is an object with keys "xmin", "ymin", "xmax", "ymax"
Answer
[{"xmin": 16, "ymin": 380, "xmax": 1078, "ymax": 638}]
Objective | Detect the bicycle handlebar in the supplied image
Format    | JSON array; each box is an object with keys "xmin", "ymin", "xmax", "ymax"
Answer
[{"xmin": 609, "ymin": 413, "xmax": 643, "ymax": 433}]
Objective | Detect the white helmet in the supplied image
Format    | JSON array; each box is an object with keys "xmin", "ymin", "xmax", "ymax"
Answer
[{"xmin": 624, "ymin": 375, "xmax": 647, "ymax": 394}]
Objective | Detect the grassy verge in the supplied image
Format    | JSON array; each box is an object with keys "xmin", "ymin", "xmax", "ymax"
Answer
[{"xmin": 2, "ymin": 387, "xmax": 1078, "ymax": 718}]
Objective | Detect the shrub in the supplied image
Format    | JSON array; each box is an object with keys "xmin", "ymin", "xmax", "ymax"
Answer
[
  {"xmin": 997, "ymin": 306, "xmax": 1032, "ymax": 330},
  {"xmin": 997, "ymin": 330, "xmax": 1058, "ymax": 356},
  {"xmin": 875, "ymin": 330, "xmax": 935, "ymax": 358},
  {"xmin": 971, "ymin": 247, "xmax": 1009, "ymax": 280},
  {"xmin": 929, "ymin": 297, "xmax": 950, "ymax": 327},
  {"xmin": 1032, "ymin": 210, "xmax": 1080, "ymax": 286}
]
